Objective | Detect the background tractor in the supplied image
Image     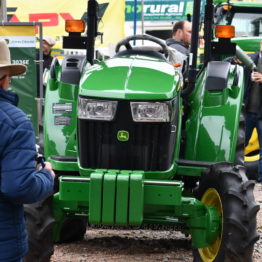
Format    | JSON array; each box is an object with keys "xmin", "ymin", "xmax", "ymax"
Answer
[
  {"xmin": 214, "ymin": 0, "xmax": 262, "ymax": 53},
  {"xmin": 24, "ymin": 0, "xmax": 260, "ymax": 261}
]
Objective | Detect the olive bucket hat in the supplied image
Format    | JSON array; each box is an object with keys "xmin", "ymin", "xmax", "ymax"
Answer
[{"xmin": 0, "ymin": 39, "xmax": 27, "ymax": 78}]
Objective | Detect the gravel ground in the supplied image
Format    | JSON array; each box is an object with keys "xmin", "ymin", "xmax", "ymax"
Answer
[{"xmin": 51, "ymin": 183, "xmax": 262, "ymax": 262}]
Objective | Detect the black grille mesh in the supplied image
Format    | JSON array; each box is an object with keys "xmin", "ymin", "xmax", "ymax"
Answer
[{"xmin": 78, "ymin": 100, "xmax": 176, "ymax": 171}]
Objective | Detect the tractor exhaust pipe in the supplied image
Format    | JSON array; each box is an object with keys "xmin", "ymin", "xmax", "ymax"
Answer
[{"xmin": 86, "ymin": 0, "xmax": 98, "ymax": 65}]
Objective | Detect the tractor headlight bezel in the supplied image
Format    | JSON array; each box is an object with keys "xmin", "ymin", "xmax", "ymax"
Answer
[
  {"xmin": 130, "ymin": 101, "xmax": 172, "ymax": 122},
  {"xmin": 78, "ymin": 97, "xmax": 118, "ymax": 121}
]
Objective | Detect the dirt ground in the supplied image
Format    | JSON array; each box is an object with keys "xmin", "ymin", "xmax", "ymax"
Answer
[{"xmin": 51, "ymin": 183, "xmax": 262, "ymax": 262}]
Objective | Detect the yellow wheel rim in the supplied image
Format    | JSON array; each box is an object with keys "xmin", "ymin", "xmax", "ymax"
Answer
[{"xmin": 198, "ymin": 188, "xmax": 222, "ymax": 262}]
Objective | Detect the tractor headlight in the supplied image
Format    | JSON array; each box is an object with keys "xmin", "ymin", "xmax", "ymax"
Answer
[
  {"xmin": 78, "ymin": 98, "xmax": 118, "ymax": 121},
  {"xmin": 130, "ymin": 102, "xmax": 171, "ymax": 122}
]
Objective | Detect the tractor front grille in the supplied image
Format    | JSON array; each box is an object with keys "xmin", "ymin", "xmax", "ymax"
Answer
[{"xmin": 78, "ymin": 100, "xmax": 177, "ymax": 171}]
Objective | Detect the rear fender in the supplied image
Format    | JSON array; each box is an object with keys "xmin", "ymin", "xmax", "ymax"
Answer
[{"xmin": 184, "ymin": 62, "xmax": 245, "ymax": 162}]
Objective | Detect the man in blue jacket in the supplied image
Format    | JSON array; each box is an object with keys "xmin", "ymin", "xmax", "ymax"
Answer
[{"xmin": 0, "ymin": 39, "xmax": 55, "ymax": 262}]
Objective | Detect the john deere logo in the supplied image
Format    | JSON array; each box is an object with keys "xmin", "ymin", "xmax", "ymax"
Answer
[{"xmin": 117, "ymin": 130, "xmax": 129, "ymax": 142}]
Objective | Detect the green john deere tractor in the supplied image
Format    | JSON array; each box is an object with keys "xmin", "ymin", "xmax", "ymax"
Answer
[{"xmin": 24, "ymin": 0, "xmax": 260, "ymax": 261}]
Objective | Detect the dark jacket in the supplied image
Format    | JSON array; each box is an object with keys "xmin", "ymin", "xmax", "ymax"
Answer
[
  {"xmin": 166, "ymin": 38, "xmax": 190, "ymax": 55},
  {"xmin": 244, "ymin": 51, "xmax": 262, "ymax": 118},
  {"xmin": 43, "ymin": 53, "xmax": 54, "ymax": 71},
  {"xmin": 0, "ymin": 88, "xmax": 54, "ymax": 261}
]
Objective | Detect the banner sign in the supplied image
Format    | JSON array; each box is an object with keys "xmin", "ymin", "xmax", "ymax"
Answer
[
  {"xmin": 125, "ymin": 0, "xmax": 194, "ymax": 21},
  {"xmin": 0, "ymin": 25, "xmax": 38, "ymax": 135},
  {"xmin": 7, "ymin": 0, "xmax": 125, "ymax": 48}
]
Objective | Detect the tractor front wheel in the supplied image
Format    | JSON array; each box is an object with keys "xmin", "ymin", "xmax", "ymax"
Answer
[
  {"xmin": 193, "ymin": 163, "xmax": 259, "ymax": 262},
  {"xmin": 58, "ymin": 217, "xmax": 87, "ymax": 243}
]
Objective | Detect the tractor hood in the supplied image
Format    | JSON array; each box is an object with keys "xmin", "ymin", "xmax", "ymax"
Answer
[{"xmin": 79, "ymin": 55, "xmax": 181, "ymax": 100}]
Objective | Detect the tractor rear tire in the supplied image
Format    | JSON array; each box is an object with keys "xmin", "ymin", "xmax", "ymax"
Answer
[
  {"xmin": 24, "ymin": 196, "xmax": 55, "ymax": 262},
  {"xmin": 245, "ymin": 159, "xmax": 259, "ymax": 181},
  {"xmin": 193, "ymin": 163, "xmax": 259, "ymax": 262}
]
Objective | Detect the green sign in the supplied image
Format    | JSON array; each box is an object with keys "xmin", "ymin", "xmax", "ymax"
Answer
[
  {"xmin": 117, "ymin": 130, "xmax": 130, "ymax": 142},
  {"xmin": 125, "ymin": 0, "xmax": 194, "ymax": 21},
  {"xmin": 0, "ymin": 25, "xmax": 39, "ymax": 137},
  {"xmin": 10, "ymin": 45, "xmax": 38, "ymax": 135}
]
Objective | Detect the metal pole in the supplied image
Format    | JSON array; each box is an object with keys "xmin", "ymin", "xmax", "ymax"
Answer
[
  {"xmin": 0, "ymin": 0, "xmax": 7, "ymax": 22},
  {"xmin": 38, "ymin": 22, "xmax": 44, "ymax": 127},
  {"xmin": 141, "ymin": 0, "xmax": 145, "ymax": 45},
  {"xmin": 133, "ymin": 0, "xmax": 137, "ymax": 45},
  {"xmin": 141, "ymin": 0, "xmax": 144, "ymax": 34}
]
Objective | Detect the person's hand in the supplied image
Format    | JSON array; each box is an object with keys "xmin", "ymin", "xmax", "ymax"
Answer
[
  {"xmin": 41, "ymin": 161, "xmax": 55, "ymax": 179},
  {"xmin": 232, "ymin": 57, "xmax": 243, "ymax": 64},
  {"xmin": 251, "ymin": 71, "xmax": 262, "ymax": 83}
]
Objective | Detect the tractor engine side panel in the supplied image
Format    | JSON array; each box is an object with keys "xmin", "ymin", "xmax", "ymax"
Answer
[{"xmin": 43, "ymin": 56, "xmax": 87, "ymax": 165}]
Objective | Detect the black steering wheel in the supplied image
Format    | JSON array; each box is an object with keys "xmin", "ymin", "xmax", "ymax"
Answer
[{"xmin": 115, "ymin": 34, "xmax": 169, "ymax": 57}]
